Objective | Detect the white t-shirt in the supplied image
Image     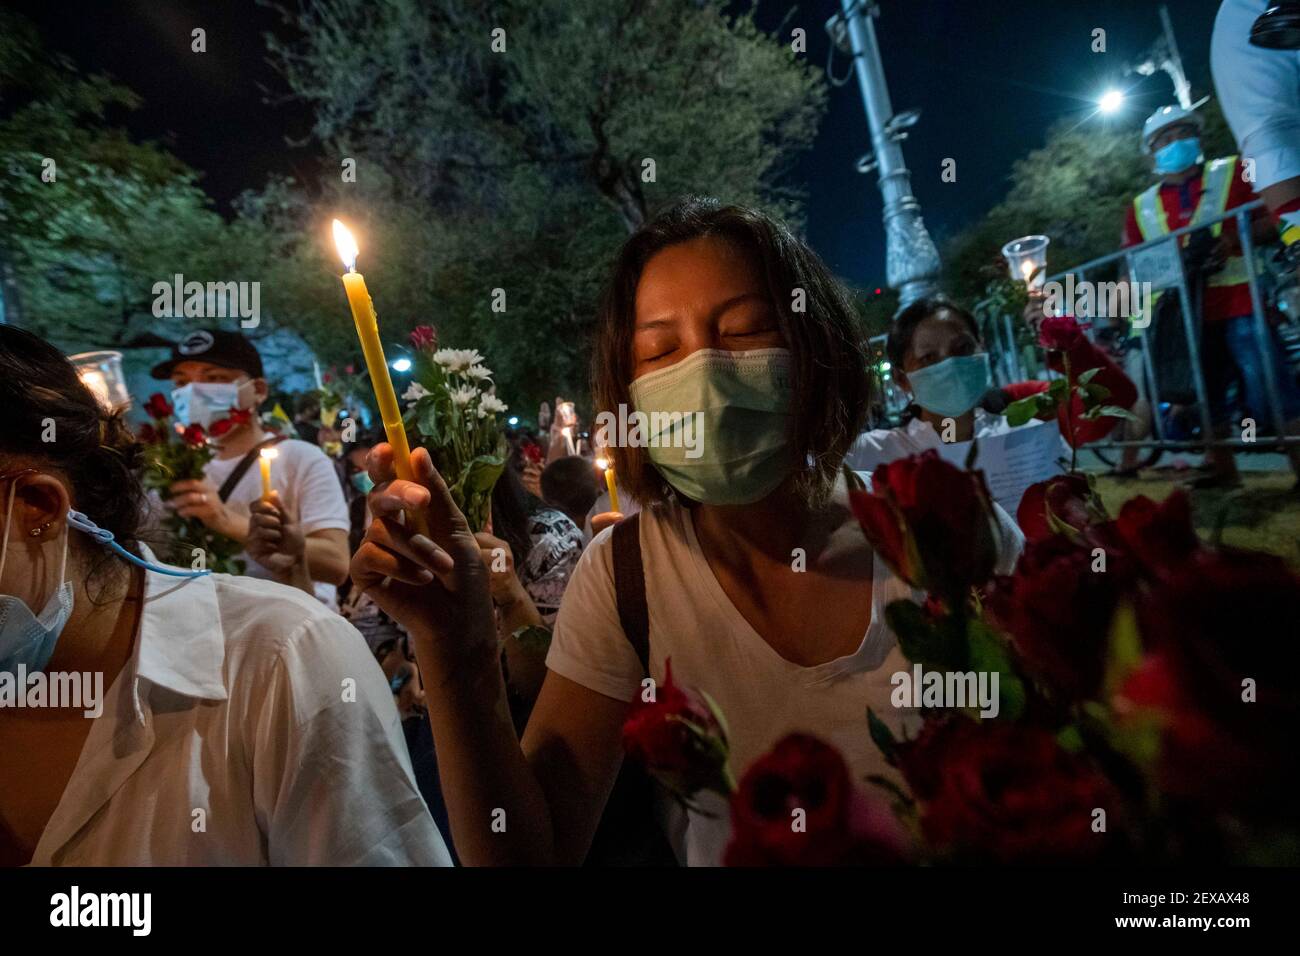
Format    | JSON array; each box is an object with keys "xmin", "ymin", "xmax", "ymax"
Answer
[
  {"xmin": 1213, "ymin": 0, "xmax": 1300, "ymax": 191},
  {"xmin": 205, "ymin": 438, "xmax": 350, "ymax": 608},
  {"xmin": 31, "ymin": 551, "xmax": 451, "ymax": 866},
  {"xmin": 546, "ymin": 479, "xmax": 1023, "ymax": 866}
]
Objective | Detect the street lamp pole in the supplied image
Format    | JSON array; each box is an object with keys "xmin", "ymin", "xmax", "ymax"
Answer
[{"xmin": 828, "ymin": 0, "xmax": 941, "ymax": 308}]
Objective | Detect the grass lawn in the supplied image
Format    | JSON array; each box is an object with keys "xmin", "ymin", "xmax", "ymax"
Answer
[{"xmin": 1091, "ymin": 470, "xmax": 1300, "ymax": 567}]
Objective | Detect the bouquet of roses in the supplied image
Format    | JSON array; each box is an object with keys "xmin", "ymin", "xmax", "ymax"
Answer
[
  {"xmin": 399, "ymin": 325, "xmax": 509, "ymax": 531},
  {"xmin": 845, "ymin": 451, "xmax": 1299, "ymax": 865},
  {"xmin": 137, "ymin": 393, "xmax": 246, "ymax": 575}
]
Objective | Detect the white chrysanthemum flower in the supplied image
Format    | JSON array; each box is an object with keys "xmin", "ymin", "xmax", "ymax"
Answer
[
  {"xmin": 432, "ymin": 348, "xmax": 485, "ymax": 372},
  {"xmin": 479, "ymin": 393, "xmax": 508, "ymax": 415},
  {"xmin": 449, "ymin": 385, "xmax": 479, "ymax": 407},
  {"xmin": 464, "ymin": 364, "xmax": 493, "ymax": 382},
  {"xmin": 475, "ymin": 405, "xmax": 489, "ymax": 419},
  {"xmin": 402, "ymin": 381, "xmax": 430, "ymax": 403}
]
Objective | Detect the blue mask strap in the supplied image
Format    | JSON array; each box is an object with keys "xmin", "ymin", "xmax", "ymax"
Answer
[{"xmin": 66, "ymin": 510, "xmax": 211, "ymax": 578}]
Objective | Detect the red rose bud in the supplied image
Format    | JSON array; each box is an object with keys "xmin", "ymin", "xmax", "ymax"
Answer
[
  {"xmin": 409, "ymin": 324, "xmax": 438, "ymax": 352},
  {"xmin": 621, "ymin": 658, "xmax": 733, "ymax": 805},
  {"xmin": 897, "ymin": 717, "xmax": 1118, "ymax": 863},
  {"xmin": 1038, "ymin": 314, "xmax": 1084, "ymax": 351},
  {"xmin": 987, "ymin": 535, "xmax": 1133, "ymax": 701},
  {"xmin": 725, "ymin": 733, "xmax": 910, "ymax": 866},
  {"xmin": 137, "ymin": 423, "xmax": 158, "ymax": 444},
  {"xmin": 144, "ymin": 392, "xmax": 173, "ymax": 420},
  {"xmin": 851, "ymin": 451, "xmax": 999, "ymax": 599},
  {"xmin": 1016, "ymin": 473, "xmax": 1095, "ymax": 542},
  {"xmin": 181, "ymin": 424, "xmax": 207, "ymax": 446}
]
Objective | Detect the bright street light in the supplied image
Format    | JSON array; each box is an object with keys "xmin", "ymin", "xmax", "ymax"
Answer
[{"xmin": 1098, "ymin": 89, "xmax": 1124, "ymax": 114}]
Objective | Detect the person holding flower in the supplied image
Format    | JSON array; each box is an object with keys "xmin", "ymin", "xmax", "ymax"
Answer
[
  {"xmin": 148, "ymin": 329, "xmax": 351, "ymax": 607},
  {"xmin": 351, "ymin": 198, "xmax": 1023, "ymax": 865}
]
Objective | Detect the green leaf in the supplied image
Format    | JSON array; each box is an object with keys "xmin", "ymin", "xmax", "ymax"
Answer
[
  {"xmin": 1047, "ymin": 377, "xmax": 1070, "ymax": 400},
  {"xmin": 1075, "ymin": 366, "xmax": 1103, "ymax": 386},
  {"xmin": 965, "ymin": 617, "xmax": 1026, "ymax": 721},
  {"xmin": 1081, "ymin": 404, "xmax": 1139, "ymax": 422},
  {"xmin": 1080, "ymin": 382, "xmax": 1111, "ymax": 403},
  {"xmin": 1055, "ymin": 724, "xmax": 1085, "ymax": 753},
  {"xmin": 867, "ymin": 707, "xmax": 899, "ymax": 764},
  {"xmin": 1004, "ymin": 395, "xmax": 1044, "ymax": 427},
  {"xmin": 885, "ymin": 599, "xmax": 967, "ymax": 671},
  {"xmin": 1102, "ymin": 600, "xmax": 1143, "ymax": 700}
]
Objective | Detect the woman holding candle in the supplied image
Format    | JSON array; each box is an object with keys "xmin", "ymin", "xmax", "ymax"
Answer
[{"xmin": 350, "ymin": 198, "xmax": 1023, "ymax": 866}]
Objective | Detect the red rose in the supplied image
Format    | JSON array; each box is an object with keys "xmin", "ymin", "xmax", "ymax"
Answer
[
  {"xmin": 1117, "ymin": 549, "xmax": 1300, "ymax": 813},
  {"xmin": 850, "ymin": 451, "xmax": 999, "ymax": 599},
  {"xmin": 897, "ymin": 717, "xmax": 1119, "ymax": 863},
  {"xmin": 1038, "ymin": 314, "xmax": 1084, "ymax": 351},
  {"xmin": 986, "ymin": 535, "xmax": 1133, "ymax": 701},
  {"xmin": 344, "ymin": 364, "xmax": 355, "ymax": 375},
  {"xmin": 725, "ymin": 733, "xmax": 909, "ymax": 866},
  {"xmin": 181, "ymin": 423, "xmax": 207, "ymax": 446},
  {"xmin": 621, "ymin": 658, "xmax": 733, "ymax": 804},
  {"xmin": 144, "ymin": 392, "xmax": 173, "ymax": 420},
  {"xmin": 227, "ymin": 407, "xmax": 252, "ymax": 425},
  {"xmin": 1106, "ymin": 491, "xmax": 1200, "ymax": 573},
  {"xmin": 1015, "ymin": 473, "xmax": 1095, "ymax": 542},
  {"xmin": 137, "ymin": 422, "xmax": 158, "ymax": 444},
  {"xmin": 409, "ymin": 324, "xmax": 438, "ymax": 352}
]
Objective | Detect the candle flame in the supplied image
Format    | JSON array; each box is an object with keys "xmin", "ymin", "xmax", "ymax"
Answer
[
  {"xmin": 260, "ymin": 447, "xmax": 279, "ymax": 461},
  {"xmin": 332, "ymin": 219, "xmax": 359, "ymax": 272},
  {"xmin": 595, "ymin": 457, "xmax": 609, "ymax": 470}
]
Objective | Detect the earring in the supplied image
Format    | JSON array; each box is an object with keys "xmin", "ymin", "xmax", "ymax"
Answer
[{"xmin": 29, "ymin": 523, "xmax": 50, "ymax": 538}]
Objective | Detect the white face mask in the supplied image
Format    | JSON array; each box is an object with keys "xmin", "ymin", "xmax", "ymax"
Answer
[
  {"xmin": 171, "ymin": 381, "xmax": 246, "ymax": 429},
  {"xmin": 0, "ymin": 479, "xmax": 73, "ymax": 676}
]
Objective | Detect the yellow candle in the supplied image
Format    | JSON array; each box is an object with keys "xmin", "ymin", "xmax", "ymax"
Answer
[
  {"xmin": 333, "ymin": 220, "xmax": 429, "ymax": 537},
  {"xmin": 596, "ymin": 457, "xmax": 619, "ymax": 513},
  {"xmin": 259, "ymin": 446, "xmax": 278, "ymax": 501}
]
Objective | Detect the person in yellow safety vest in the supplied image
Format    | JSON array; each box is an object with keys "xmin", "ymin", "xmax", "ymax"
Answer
[{"xmin": 1120, "ymin": 103, "xmax": 1300, "ymax": 488}]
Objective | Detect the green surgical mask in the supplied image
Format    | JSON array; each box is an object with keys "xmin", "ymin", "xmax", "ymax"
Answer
[{"xmin": 627, "ymin": 347, "xmax": 793, "ymax": 506}]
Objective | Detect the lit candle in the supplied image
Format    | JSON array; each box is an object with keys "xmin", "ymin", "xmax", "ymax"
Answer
[
  {"xmin": 332, "ymin": 219, "xmax": 429, "ymax": 536},
  {"xmin": 259, "ymin": 446, "xmax": 278, "ymax": 501},
  {"xmin": 596, "ymin": 457, "xmax": 619, "ymax": 513}
]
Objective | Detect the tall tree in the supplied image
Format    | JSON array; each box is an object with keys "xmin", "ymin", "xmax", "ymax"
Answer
[{"xmin": 266, "ymin": 0, "xmax": 825, "ymax": 411}]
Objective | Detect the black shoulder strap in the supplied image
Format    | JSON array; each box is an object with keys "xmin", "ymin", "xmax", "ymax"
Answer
[
  {"xmin": 610, "ymin": 513, "xmax": 649, "ymax": 675},
  {"xmin": 217, "ymin": 435, "xmax": 287, "ymax": 503}
]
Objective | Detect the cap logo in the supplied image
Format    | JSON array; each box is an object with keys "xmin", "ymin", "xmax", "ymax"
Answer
[{"xmin": 178, "ymin": 331, "xmax": 215, "ymax": 355}]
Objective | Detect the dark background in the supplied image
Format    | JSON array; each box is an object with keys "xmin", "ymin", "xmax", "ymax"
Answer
[{"xmin": 9, "ymin": 0, "xmax": 1228, "ymax": 287}]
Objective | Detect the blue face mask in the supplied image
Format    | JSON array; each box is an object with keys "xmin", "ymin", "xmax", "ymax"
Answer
[
  {"xmin": 1153, "ymin": 137, "xmax": 1202, "ymax": 175},
  {"xmin": 905, "ymin": 353, "xmax": 992, "ymax": 419},
  {"xmin": 0, "ymin": 476, "xmax": 209, "ymax": 676},
  {"xmin": 350, "ymin": 471, "xmax": 375, "ymax": 495}
]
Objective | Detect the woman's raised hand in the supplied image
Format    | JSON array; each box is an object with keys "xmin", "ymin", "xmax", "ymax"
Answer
[{"xmin": 350, "ymin": 443, "xmax": 498, "ymax": 675}]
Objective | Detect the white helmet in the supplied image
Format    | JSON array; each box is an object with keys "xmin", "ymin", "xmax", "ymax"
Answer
[{"xmin": 1142, "ymin": 103, "xmax": 1203, "ymax": 154}]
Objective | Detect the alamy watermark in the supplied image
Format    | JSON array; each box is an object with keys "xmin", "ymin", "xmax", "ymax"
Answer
[
  {"xmin": 0, "ymin": 665, "xmax": 102, "ymax": 718},
  {"xmin": 595, "ymin": 404, "xmax": 704, "ymax": 458},
  {"xmin": 152, "ymin": 273, "xmax": 260, "ymax": 328},
  {"xmin": 1043, "ymin": 275, "xmax": 1154, "ymax": 328},
  {"xmin": 891, "ymin": 663, "xmax": 1000, "ymax": 718}
]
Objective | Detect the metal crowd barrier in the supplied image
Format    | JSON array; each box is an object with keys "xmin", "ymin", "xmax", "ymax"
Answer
[{"xmin": 1039, "ymin": 199, "xmax": 1300, "ymax": 452}]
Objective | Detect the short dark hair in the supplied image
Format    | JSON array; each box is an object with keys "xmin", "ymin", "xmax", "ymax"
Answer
[
  {"xmin": 591, "ymin": 197, "xmax": 869, "ymax": 507},
  {"xmin": 886, "ymin": 295, "xmax": 981, "ymax": 368},
  {"xmin": 540, "ymin": 456, "xmax": 600, "ymax": 521},
  {"xmin": 0, "ymin": 326, "xmax": 146, "ymax": 579}
]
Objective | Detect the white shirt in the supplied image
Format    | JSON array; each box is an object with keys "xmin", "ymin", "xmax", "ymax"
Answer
[
  {"xmin": 1213, "ymin": 0, "xmax": 1300, "ymax": 190},
  {"xmin": 205, "ymin": 438, "xmax": 349, "ymax": 609},
  {"xmin": 546, "ymin": 481, "xmax": 1023, "ymax": 866},
  {"xmin": 31, "ymin": 554, "xmax": 451, "ymax": 866}
]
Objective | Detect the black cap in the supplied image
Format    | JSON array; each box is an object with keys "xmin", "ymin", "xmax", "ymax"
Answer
[{"xmin": 149, "ymin": 329, "xmax": 265, "ymax": 379}]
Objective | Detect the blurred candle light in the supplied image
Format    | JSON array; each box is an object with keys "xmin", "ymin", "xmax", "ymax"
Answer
[
  {"xmin": 259, "ymin": 446, "xmax": 278, "ymax": 501},
  {"xmin": 68, "ymin": 350, "xmax": 131, "ymax": 411},
  {"xmin": 332, "ymin": 219, "xmax": 429, "ymax": 535}
]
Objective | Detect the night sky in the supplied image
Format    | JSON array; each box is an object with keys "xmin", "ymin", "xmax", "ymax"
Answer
[{"xmin": 10, "ymin": 0, "xmax": 1227, "ymax": 288}]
